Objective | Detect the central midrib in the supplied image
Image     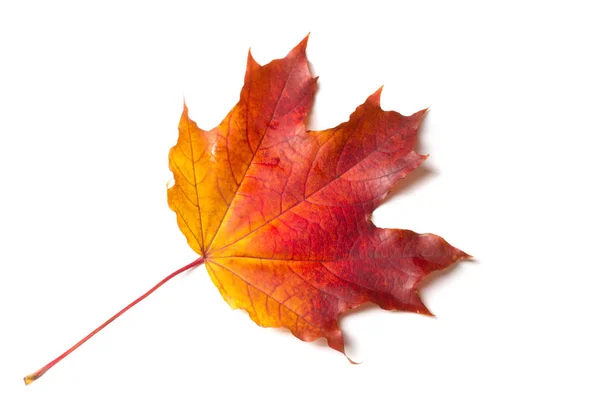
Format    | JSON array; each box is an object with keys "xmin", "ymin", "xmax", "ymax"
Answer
[{"xmin": 204, "ymin": 54, "xmax": 301, "ymax": 252}]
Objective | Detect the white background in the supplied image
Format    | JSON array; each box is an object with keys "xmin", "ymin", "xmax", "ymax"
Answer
[{"xmin": 1, "ymin": 1, "xmax": 599, "ymax": 403}]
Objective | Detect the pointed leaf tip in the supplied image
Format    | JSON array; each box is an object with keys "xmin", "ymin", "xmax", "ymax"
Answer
[
  {"xmin": 298, "ymin": 33, "xmax": 310, "ymax": 48},
  {"xmin": 367, "ymin": 86, "xmax": 384, "ymax": 106},
  {"xmin": 415, "ymin": 107, "xmax": 429, "ymax": 119},
  {"xmin": 288, "ymin": 35, "xmax": 309, "ymax": 58},
  {"xmin": 246, "ymin": 49, "xmax": 260, "ymax": 70},
  {"xmin": 458, "ymin": 250, "xmax": 473, "ymax": 260}
]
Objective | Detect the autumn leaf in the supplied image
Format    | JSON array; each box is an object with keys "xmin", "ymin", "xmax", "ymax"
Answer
[
  {"xmin": 24, "ymin": 36, "xmax": 467, "ymax": 385},
  {"xmin": 168, "ymin": 36, "xmax": 468, "ymax": 355}
]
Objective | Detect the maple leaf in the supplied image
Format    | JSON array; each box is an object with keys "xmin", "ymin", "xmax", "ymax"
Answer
[
  {"xmin": 23, "ymin": 36, "xmax": 468, "ymax": 385},
  {"xmin": 168, "ymin": 36, "xmax": 468, "ymax": 355}
]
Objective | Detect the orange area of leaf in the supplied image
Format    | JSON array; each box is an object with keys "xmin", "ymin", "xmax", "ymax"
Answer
[{"xmin": 168, "ymin": 36, "xmax": 469, "ymax": 357}]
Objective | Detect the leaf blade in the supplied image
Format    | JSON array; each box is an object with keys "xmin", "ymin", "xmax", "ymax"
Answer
[{"xmin": 168, "ymin": 36, "xmax": 468, "ymax": 356}]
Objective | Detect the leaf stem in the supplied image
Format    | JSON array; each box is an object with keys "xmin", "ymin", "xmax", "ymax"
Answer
[{"xmin": 23, "ymin": 256, "xmax": 205, "ymax": 385}]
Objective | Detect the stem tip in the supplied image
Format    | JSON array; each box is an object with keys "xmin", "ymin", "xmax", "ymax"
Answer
[{"xmin": 24, "ymin": 370, "xmax": 44, "ymax": 385}]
